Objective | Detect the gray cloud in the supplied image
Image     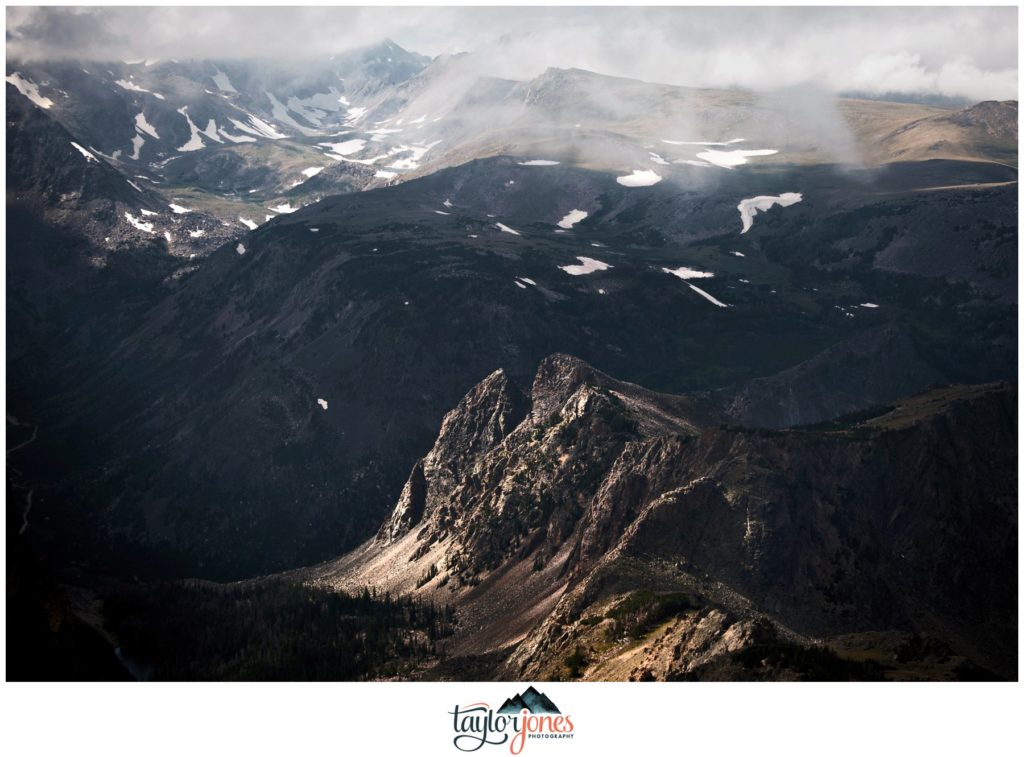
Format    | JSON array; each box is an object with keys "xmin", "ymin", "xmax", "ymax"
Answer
[{"xmin": 6, "ymin": 6, "xmax": 1018, "ymax": 101}]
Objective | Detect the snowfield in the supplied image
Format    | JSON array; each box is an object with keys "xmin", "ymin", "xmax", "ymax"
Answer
[
  {"xmin": 211, "ymin": 68, "xmax": 237, "ymax": 93},
  {"xmin": 559, "ymin": 257, "xmax": 612, "ymax": 276},
  {"xmin": 617, "ymin": 169, "xmax": 661, "ymax": 187},
  {"xmin": 134, "ymin": 112, "xmax": 160, "ymax": 139},
  {"xmin": 124, "ymin": 212, "xmax": 154, "ymax": 233},
  {"xmin": 229, "ymin": 114, "xmax": 287, "ymax": 140},
  {"xmin": 688, "ymin": 284, "xmax": 729, "ymax": 307},
  {"xmin": 696, "ymin": 148, "xmax": 778, "ymax": 169},
  {"xmin": 6, "ymin": 73, "xmax": 54, "ymax": 109},
  {"xmin": 662, "ymin": 266, "xmax": 714, "ymax": 280},
  {"xmin": 175, "ymin": 107, "xmax": 205, "ymax": 152},
  {"xmin": 387, "ymin": 140, "xmax": 441, "ymax": 170},
  {"xmin": 557, "ymin": 209, "xmax": 588, "ymax": 229},
  {"xmin": 737, "ymin": 193, "xmax": 803, "ymax": 233},
  {"xmin": 319, "ymin": 139, "xmax": 366, "ymax": 156},
  {"xmin": 518, "ymin": 160, "xmax": 560, "ymax": 166},
  {"xmin": 239, "ymin": 217, "xmax": 258, "ymax": 230},
  {"xmin": 130, "ymin": 134, "xmax": 145, "ymax": 160},
  {"xmin": 495, "ymin": 223, "xmax": 521, "ymax": 236},
  {"xmin": 70, "ymin": 142, "xmax": 97, "ymax": 162}
]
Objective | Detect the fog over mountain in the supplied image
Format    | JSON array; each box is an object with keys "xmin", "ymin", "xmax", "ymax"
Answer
[{"xmin": 7, "ymin": 6, "xmax": 1018, "ymax": 101}]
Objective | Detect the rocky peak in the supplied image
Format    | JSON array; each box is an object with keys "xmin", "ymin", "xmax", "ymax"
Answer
[
  {"xmin": 375, "ymin": 368, "xmax": 528, "ymax": 545},
  {"xmin": 530, "ymin": 353, "xmax": 603, "ymax": 421},
  {"xmin": 431, "ymin": 368, "xmax": 529, "ymax": 468}
]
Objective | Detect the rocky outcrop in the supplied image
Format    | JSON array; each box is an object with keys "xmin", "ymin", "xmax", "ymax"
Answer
[
  {"xmin": 317, "ymin": 354, "xmax": 1017, "ymax": 680},
  {"xmin": 376, "ymin": 368, "xmax": 529, "ymax": 545}
]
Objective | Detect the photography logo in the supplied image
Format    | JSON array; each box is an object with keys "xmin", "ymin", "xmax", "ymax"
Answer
[{"xmin": 449, "ymin": 686, "xmax": 575, "ymax": 753}]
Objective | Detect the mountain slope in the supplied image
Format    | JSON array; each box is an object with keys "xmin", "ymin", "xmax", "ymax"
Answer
[
  {"xmin": 871, "ymin": 100, "xmax": 1018, "ymax": 166},
  {"xmin": 311, "ymin": 355, "xmax": 1017, "ymax": 681},
  {"xmin": 9, "ymin": 153, "xmax": 1016, "ymax": 580}
]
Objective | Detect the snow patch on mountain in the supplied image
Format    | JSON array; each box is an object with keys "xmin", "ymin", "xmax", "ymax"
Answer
[
  {"xmin": 495, "ymin": 222, "xmax": 520, "ymax": 236},
  {"xmin": 129, "ymin": 134, "xmax": 145, "ymax": 160},
  {"xmin": 662, "ymin": 266, "xmax": 714, "ymax": 280},
  {"xmin": 7, "ymin": 73, "xmax": 54, "ymax": 109},
  {"xmin": 319, "ymin": 139, "xmax": 366, "ymax": 156},
  {"xmin": 387, "ymin": 140, "xmax": 442, "ymax": 170},
  {"xmin": 696, "ymin": 149, "xmax": 778, "ymax": 169},
  {"xmin": 518, "ymin": 159, "xmax": 560, "ymax": 166},
  {"xmin": 218, "ymin": 126, "xmax": 257, "ymax": 143},
  {"xmin": 134, "ymin": 112, "xmax": 160, "ymax": 139},
  {"xmin": 616, "ymin": 169, "xmax": 661, "ymax": 187},
  {"xmin": 124, "ymin": 212, "xmax": 154, "ymax": 233},
  {"xmin": 114, "ymin": 79, "xmax": 163, "ymax": 99},
  {"xmin": 559, "ymin": 257, "xmax": 612, "ymax": 276},
  {"xmin": 344, "ymin": 106, "xmax": 369, "ymax": 125},
  {"xmin": 175, "ymin": 107, "xmax": 205, "ymax": 152},
  {"xmin": 737, "ymin": 193, "xmax": 803, "ymax": 233},
  {"xmin": 70, "ymin": 142, "xmax": 97, "ymax": 162},
  {"xmin": 228, "ymin": 114, "xmax": 287, "ymax": 140},
  {"xmin": 688, "ymin": 284, "xmax": 729, "ymax": 307},
  {"xmin": 266, "ymin": 91, "xmax": 318, "ymax": 136},
  {"xmin": 557, "ymin": 209, "xmax": 588, "ymax": 229},
  {"xmin": 211, "ymin": 68, "xmax": 237, "ymax": 93},
  {"xmin": 201, "ymin": 119, "xmax": 224, "ymax": 144}
]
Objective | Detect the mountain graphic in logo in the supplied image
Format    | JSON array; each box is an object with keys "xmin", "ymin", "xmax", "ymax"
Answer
[{"xmin": 496, "ymin": 686, "xmax": 561, "ymax": 714}]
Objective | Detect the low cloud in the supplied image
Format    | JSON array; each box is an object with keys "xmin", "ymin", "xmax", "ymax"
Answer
[{"xmin": 6, "ymin": 6, "xmax": 1018, "ymax": 102}]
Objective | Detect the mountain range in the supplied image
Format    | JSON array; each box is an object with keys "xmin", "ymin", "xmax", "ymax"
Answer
[{"xmin": 5, "ymin": 38, "xmax": 1017, "ymax": 681}]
